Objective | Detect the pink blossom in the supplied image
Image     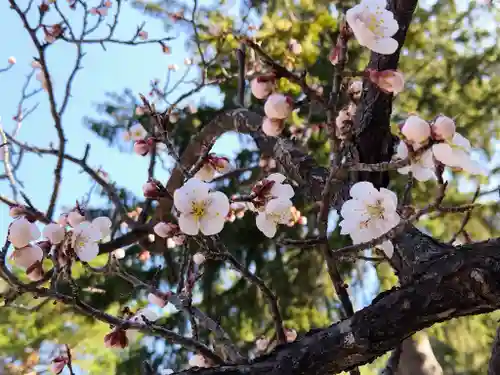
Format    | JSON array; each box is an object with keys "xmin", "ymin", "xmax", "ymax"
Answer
[
  {"xmin": 134, "ymin": 139, "xmax": 151, "ymax": 156},
  {"xmin": 11, "ymin": 244, "xmax": 44, "ymax": 269},
  {"xmin": 148, "ymin": 291, "xmax": 171, "ymax": 307},
  {"xmin": 264, "ymin": 94, "xmax": 293, "ymax": 119},
  {"xmin": 142, "ymin": 180, "xmax": 163, "ymax": 198},
  {"xmin": 8, "ymin": 56, "xmax": 16, "ymax": 65},
  {"xmin": 262, "ymin": 117, "xmax": 285, "ymax": 137},
  {"xmin": 431, "ymin": 115, "xmax": 456, "ymax": 141},
  {"xmin": 89, "ymin": 7, "xmax": 99, "ymax": 14},
  {"xmin": 96, "ymin": 7, "xmax": 108, "ymax": 15},
  {"xmin": 138, "ymin": 31, "xmax": 148, "ymax": 40},
  {"xmin": 67, "ymin": 211, "xmax": 85, "ymax": 227},
  {"xmin": 31, "ymin": 60, "xmax": 42, "ymax": 69},
  {"xmin": 104, "ymin": 0, "xmax": 112, "ymax": 7},
  {"xmin": 367, "ymin": 69, "xmax": 405, "ymax": 95},
  {"xmin": 401, "ymin": 116, "xmax": 431, "ymax": 145},
  {"xmin": 251, "ymin": 75, "xmax": 275, "ymax": 99},
  {"xmin": 8, "ymin": 217, "xmax": 41, "ymax": 248}
]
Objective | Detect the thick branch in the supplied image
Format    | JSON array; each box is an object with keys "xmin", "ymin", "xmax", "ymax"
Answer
[{"xmin": 173, "ymin": 238, "xmax": 500, "ymax": 375}]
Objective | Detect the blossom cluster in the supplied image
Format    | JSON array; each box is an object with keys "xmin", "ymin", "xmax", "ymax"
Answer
[
  {"xmin": 7, "ymin": 207, "xmax": 112, "ymax": 280},
  {"xmin": 250, "ymin": 74, "xmax": 293, "ymax": 137}
]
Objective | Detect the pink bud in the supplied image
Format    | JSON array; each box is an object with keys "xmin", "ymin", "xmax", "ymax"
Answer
[
  {"xmin": 264, "ymin": 94, "xmax": 293, "ymax": 119},
  {"xmin": 401, "ymin": 116, "xmax": 431, "ymax": 145},
  {"xmin": 8, "ymin": 218, "xmax": 41, "ymax": 248},
  {"xmin": 329, "ymin": 45, "xmax": 340, "ymax": 65},
  {"xmin": 368, "ymin": 69, "xmax": 405, "ymax": 95},
  {"xmin": 262, "ymin": 117, "xmax": 285, "ymax": 137},
  {"xmin": 153, "ymin": 222, "xmax": 178, "ymax": 238},
  {"xmin": 9, "ymin": 205, "xmax": 26, "ymax": 218},
  {"xmin": 431, "ymin": 115, "xmax": 456, "ymax": 141},
  {"xmin": 251, "ymin": 76, "xmax": 275, "ymax": 99},
  {"xmin": 31, "ymin": 60, "xmax": 41, "ymax": 69},
  {"xmin": 142, "ymin": 180, "xmax": 163, "ymax": 198},
  {"xmin": 89, "ymin": 7, "xmax": 99, "ymax": 14},
  {"xmin": 138, "ymin": 31, "xmax": 148, "ymax": 40},
  {"xmin": 96, "ymin": 7, "xmax": 107, "ymax": 15},
  {"xmin": 104, "ymin": 0, "xmax": 112, "ymax": 7},
  {"xmin": 8, "ymin": 56, "xmax": 16, "ymax": 65},
  {"xmin": 133, "ymin": 140, "xmax": 150, "ymax": 156}
]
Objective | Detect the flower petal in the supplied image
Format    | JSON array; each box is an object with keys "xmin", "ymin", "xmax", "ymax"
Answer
[
  {"xmin": 379, "ymin": 188, "xmax": 398, "ymax": 211},
  {"xmin": 92, "ymin": 216, "xmax": 112, "ymax": 238},
  {"xmin": 349, "ymin": 181, "xmax": 377, "ymax": 201},
  {"xmin": 395, "ymin": 141, "xmax": 409, "ymax": 159},
  {"xmin": 199, "ymin": 215, "xmax": 226, "ymax": 236},
  {"xmin": 42, "ymin": 223, "xmax": 65, "ymax": 244},
  {"xmin": 266, "ymin": 173, "xmax": 286, "ymax": 184},
  {"xmin": 12, "ymin": 245, "xmax": 44, "ymax": 269},
  {"xmin": 9, "ymin": 218, "xmax": 41, "ymax": 248},
  {"xmin": 452, "ymin": 133, "xmax": 471, "ymax": 151},
  {"xmin": 256, "ymin": 213, "xmax": 277, "ymax": 238},
  {"xmin": 76, "ymin": 242, "xmax": 99, "ymax": 262},
  {"xmin": 195, "ymin": 165, "xmax": 215, "ymax": 182},
  {"xmin": 340, "ymin": 199, "xmax": 369, "ymax": 221},
  {"xmin": 370, "ymin": 37, "xmax": 398, "ymax": 55},
  {"xmin": 432, "ymin": 143, "xmax": 457, "ymax": 167},
  {"xmin": 207, "ymin": 191, "xmax": 230, "ymax": 218},
  {"xmin": 269, "ymin": 183, "xmax": 295, "ymax": 200},
  {"xmin": 174, "ymin": 178, "xmax": 209, "ymax": 213},
  {"xmin": 377, "ymin": 240, "xmax": 394, "ymax": 258},
  {"xmin": 178, "ymin": 214, "xmax": 200, "ymax": 235}
]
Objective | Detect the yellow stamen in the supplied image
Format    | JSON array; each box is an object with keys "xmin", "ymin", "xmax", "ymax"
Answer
[{"xmin": 191, "ymin": 201, "xmax": 206, "ymax": 218}]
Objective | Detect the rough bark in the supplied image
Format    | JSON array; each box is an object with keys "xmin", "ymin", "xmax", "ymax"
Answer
[
  {"xmin": 173, "ymin": 237, "xmax": 500, "ymax": 375},
  {"xmin": 397, "ymin": 335, "xmax": 443, "ymax": 375}
]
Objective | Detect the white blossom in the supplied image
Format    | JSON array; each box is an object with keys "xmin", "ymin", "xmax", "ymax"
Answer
[
  {"xmin": 346, "ymin": 0, "xmax": 399, "ymax": 55},
  {"xmin": 92, "ymin": 216, "xmax": 112, "ymax": 238},
  {"xmin": 194, "ymin": 155, "xmax": 230, "ymax": 182},
  {"xmin": 256, "ymin": 198, "xmax": 293, "ymax": 238},
  {"xmin": 42, "ymin": 223, "xmax": 66, "ymax": 244},
  {"xmin": 432, "ymin": 133, "xmax": 487, "ymax": 175},
  {"xmin": 71, "ymin": 222, "xmax": 102, "ymax": 262},
  {"xmin": 401, "ymin": 116, "xmax": 431, "ymax": 145},
  {"xmin": 193, "ymin": 252, "xmax": 206, "ymax": 265},
  {"xmin": 285, "ymin": 328, "xmax": 297, "ymax": 342},
  {"xmin": 262, "ymin": 117, "xmax": 285, "ymax": 137},
  {"xmin": 148, "ymin": 292, "xmax": 168, "ymax": 308},
  {"xmin": 339, "ymin": 181, "xmax": 401, "ymax": 258},
  {"xmin": 395, "ymin": 142, "xmax": 435, "ymax": 182},
  {"xmin": 11, "ymin": 244, "xmax": 44, "ymax": 269},
  {"xmin": 129, "ymin": 124, "xmax": 147, "ymax": 141},
  {"xmin": 264, "ymin": 94, "xmax": 293, "ymax": 119},
  {"xmin": 255, "ymin": 338, "xmax": 269, "ymax": 351},
  {"xmin": 112, "ymin": 248, "xmax": 126, "ymax": 259},
  {"xmin": 173, "ymin": 178, "xmax": 230, "ymax": 236},
  {"xmin": 129, "ymin": 308, "xmax": 159, "ymax": 324},
  {"xmin": 8, "ymin": 218, "xmax": 41, "ymax": 248},
  {"xmin": 67, "ymin": 211, "xmax": 85, "ymax": 228}
]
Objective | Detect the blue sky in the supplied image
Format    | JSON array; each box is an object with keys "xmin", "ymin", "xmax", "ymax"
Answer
[{"xmin": 0, "ymin": 0, "xmax": 242, "ymax": 239}]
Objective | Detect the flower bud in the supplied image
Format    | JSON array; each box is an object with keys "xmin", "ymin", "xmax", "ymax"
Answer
[
  {"xmin": 431, "ymin": 115, "xmax": 456, "ymax": 141},
  {"xmin": 8, "ymin": 56, "xmax": 16, "ymax": 65},
  {"xmin": 154, "ymin": 222, "xmax": 178, "ymax": 238},
  {"xmin": 133, "ymin": 139, "xmax": 151, "ymax": 156},
  {"xmin": 264, "ymin": 94, "xmax": 293, "ymax": 119},
  {"xmin": 138, "ymin": 31, "xmax": 148, "ymax": 40},
  {"xmin": 401, "ymin": 115, "xmax": 431, "ymax": 145},
  {"xmin": 367, "ymin": 69, "xmax": 405, "ymax": 95},
  {"xmin": 8, "ymin": 218, "xmax": 41, "ymax": 248},
  {"xmin": 251, "ymin": 76, "xmax": 275, "ymax": 99},
  {"xmin": 142, "ymin": 180, "xmax": 164, "ymax": 199},
  {"xmin": 262, "ymin": 117, "xmax": 285, "ymax": 137}
]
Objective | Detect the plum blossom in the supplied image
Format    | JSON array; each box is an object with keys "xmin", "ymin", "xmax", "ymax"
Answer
[
  {"xmin": 138, "ymin": 31, "xmax": 148, "ymax": 40},
  {"xmin": 189, "ymin": 354, "xmax": 211, "ymax": 368},
  {"xmin": 42, "ymin": 223, "xmax": 66, "ymax": 244},
  {"xmin": 193, "ymin": 252, "xmax": 206, "ymax": 265},
  {"xmin": 11, "ymin": 244, "xmax": 44, "ymax": 269},
  {"xmin": 51, "ymin": 356, "xmax": 68, "ymax": 374},
  {"xmin": 173, "ymin": 178, "xmax": 230, "ymax": 236},
  {"xmin": 256, "ymin": 198, "xmax": 293, "ymax": 238},
  {"xmin": 226, "ymin": 202, "xmax": 247, "ymax": 222},
  {"xmin": 129, "ymin": 308, "xmax": 159, "ymax": 324},
  {"xmin": 251, "ymin": 76, "xmax": 275, "ymax": 99},
  {"xmin": 92, "ymin": 216, "xmax": 112, "ymax": 238},
  {"xmin": 195, "ymin": 154, "xmax": 231, "ymax": 182},
  {"xmin": 401, "ymin": 115, "xmax": 431, "ymax": 146},
  {"xmin": 346, "ymin": 0, "xmax": 399, "ymax": 55},
  {"xmin": 143, "ymin": 179, "xmax": 164, "ymax": 199},
  {"xmin": 134, "ymin": 139, "xmax": 154, "ymax": 156},
  {"xmin": 339, "ymin": 181, "xmax": 401, "ymax": 258},
  {"xmin": 67, "ymin": 211, "xmax": 85, "ymax": 227},
  {"xmin": 129, "ymin": 124, "xmax": 147, "ymax": 141},
  {"xmin": 289, "ymin": 39, "xmax": 302, "ymax": 55},
  {"xmin": 71, "ymin": 222, "xmax": 102, "ymax": 262},
  {"xmin": 287, "ymin": 206, "xmax": 307, "ymax": 227},
  {"xmin": 394, "ymin": 142, "xmax": 435, "ymax": 182},
  {"xmin": 249, "ymin": 173, "xmax": 295, "ymax": 212},
  {"xmin": 148, "ymin": 291, "xmax": 171, "ymax": 308},
  {"xmin": 367, "ymin": 69, "xmax": 404, "ymax": 94},
  {"xmin": 431, "ymin": 115, "xmax": 456, "ymax": 141},
  {"xmin": 8, "ymin": 56, "xmax": 16, "ymax": 65},
  {"xmin": 264, "ymin": 94, "xmax": 293, "ymax": 119},
  {"xmin": 432, "ymin": 133, "xmax": 487, "ymax": 175},
  {"xmin": 112, "ymin": 248, "xmax": 126, "ymax": 259},
  {"xmin": 348, "ymin": 80, "xmax": 363, "ymax": 101},
  {"xmin": 154, "ymin": 222, "xmax": 186, "ymax": 246},
  {"xmin": 262, "ymin": 117, "xmax": 285, "ymax": 137},
  {"xmin": 8, "ymin": 217, "xmax": 41, "ymax": 248}
]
